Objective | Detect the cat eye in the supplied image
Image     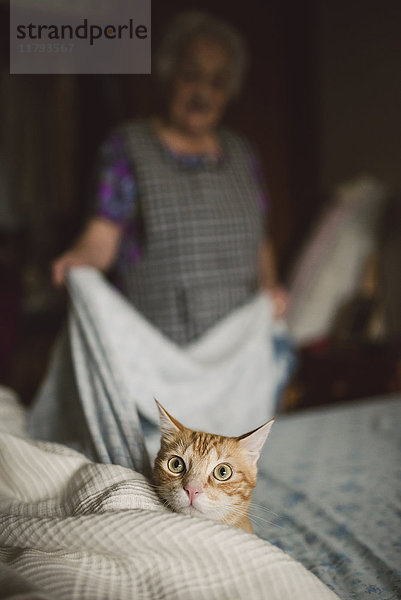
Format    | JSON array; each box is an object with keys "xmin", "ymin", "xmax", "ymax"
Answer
[
  {"xmin": 213, "ymin": 463, "xmax": 233, "ymax": 481},
  {"xmin": 167, "ymin": 456, "xmax": 185, "ymax": 474}
]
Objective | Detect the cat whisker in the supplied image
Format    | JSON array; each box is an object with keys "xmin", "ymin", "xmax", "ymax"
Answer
[
  {"xmin": 247, "ymin": 514, "xmax": 284, "ymax": 529},
  {"xmin": 218, "ymin": 504, "xmax": 284, "ymax": 530},
  {"xmin": 249, "ymin": 502, "xmax": 280, "ymax": 518},
  {"xmin": 247, "ymin": 508, "xmax": 281, "ymax": 522},
  {"xmin": 237, "ymin": 504, "xmax": 281, "ymax": 521}
]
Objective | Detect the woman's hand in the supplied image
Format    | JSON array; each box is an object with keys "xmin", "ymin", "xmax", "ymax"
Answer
[
  {"xmin": 268, "ymin": 284, "xmax": 289, "ymax": 319},
  {"xmin": 51, "ymin": 217, "xmax": 123, "ymax": 287},
  {"xmin": 52, "ymin": 249, "xmax": 91, "ymax": 287}
]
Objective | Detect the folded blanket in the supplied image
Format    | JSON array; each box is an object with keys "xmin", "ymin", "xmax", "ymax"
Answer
[
  {"xmin": 28, "ymin": 267, "xmax": 293, "ymax": 468},
  {"xmin": 0, "ymin": 391, "xmax": 338, "ymax": 600}
]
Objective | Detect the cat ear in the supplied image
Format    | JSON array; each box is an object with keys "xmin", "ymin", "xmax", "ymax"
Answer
[
  {"xmin": 236, "ymin": 418, "xmax": 275, "ymax": 464},
  {"xmin": 154, "ymin": 399, "xmax": 185, "ymax": 439}
]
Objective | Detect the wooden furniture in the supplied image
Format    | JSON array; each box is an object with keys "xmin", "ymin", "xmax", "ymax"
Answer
[{"xmin": 284, "ymin": 340, "xmax": 401, "ymax": 411}]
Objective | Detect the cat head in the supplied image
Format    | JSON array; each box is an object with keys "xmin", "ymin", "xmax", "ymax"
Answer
[{"xmin": 152, "ymin": 400, "xmax": 274, "ymax": 526}]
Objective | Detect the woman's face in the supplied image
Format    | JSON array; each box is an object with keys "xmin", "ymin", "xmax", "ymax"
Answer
[{"xmin": 168, "ymin": 36, "xmax": 233, "ymax": 136}]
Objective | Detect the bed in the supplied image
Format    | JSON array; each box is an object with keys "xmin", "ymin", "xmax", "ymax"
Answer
[
  {"xmin": 1, "ymin": 268, "xmax": 400, "ymax": 599},
  {"xmin": 1, "ymin": 387, "xmax": 400, "ymax": 599}
]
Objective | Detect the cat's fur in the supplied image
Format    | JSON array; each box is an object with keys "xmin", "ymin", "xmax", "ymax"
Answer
[{"xmin": 153, "ymin": 401, "xmax": 274, "ymax": 533}]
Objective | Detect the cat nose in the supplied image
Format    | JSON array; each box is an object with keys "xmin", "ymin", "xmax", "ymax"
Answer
[{"xmin": 185, "ymin": 484, "xmax": 202, "ymax": 504}]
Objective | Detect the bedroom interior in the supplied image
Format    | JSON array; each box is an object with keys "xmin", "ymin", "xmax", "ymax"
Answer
[{"xmin": 0, "ymin": 1, "xmax": 400, "ymax": 599}]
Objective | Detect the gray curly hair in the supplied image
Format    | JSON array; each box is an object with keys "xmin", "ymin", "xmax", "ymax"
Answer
[{"xmin": 154, "ymin": 11, "xmax": 249, "ymax": 98}]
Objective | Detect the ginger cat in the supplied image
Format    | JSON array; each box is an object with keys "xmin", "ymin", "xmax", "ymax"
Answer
[{"xmin": 153, "ymin": 400, "xmax": 274, "ymax": 533}]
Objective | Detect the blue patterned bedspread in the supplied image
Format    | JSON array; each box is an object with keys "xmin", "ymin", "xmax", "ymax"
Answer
[{"xmin": 254, "ymin": 395, "xmax": 401, "ymax": 600}]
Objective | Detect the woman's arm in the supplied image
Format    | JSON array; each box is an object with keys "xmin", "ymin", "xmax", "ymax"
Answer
[
  {"xmin": 52, "ymin": 217, "xmax": 122, "ymax": 287},
  {"xmin": 52, "ymin": 131, "xmax": 138, "ymax": 287},
  {"xmin": 259, "ymin": 238, "xmax": 278, "ymax": 289},
  {"xmin": 259, "ymin": 238, "xmax": 289, "ymax": 318}
]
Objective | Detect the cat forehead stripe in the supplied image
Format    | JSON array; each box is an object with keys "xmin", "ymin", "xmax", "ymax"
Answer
[{"xmin": 190, "ymin": 432, "xmax": 228, "ymax": 456}]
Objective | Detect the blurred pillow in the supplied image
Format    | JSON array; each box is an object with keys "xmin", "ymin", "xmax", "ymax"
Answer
[{"xmin": 287, "ymin": 176, "xmax": 386, "ymax": 345}]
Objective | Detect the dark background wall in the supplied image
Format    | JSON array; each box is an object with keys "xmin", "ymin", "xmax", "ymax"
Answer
[{"xmin": 317, "ymin": 1, "xmax": 401, "ymax": 191}]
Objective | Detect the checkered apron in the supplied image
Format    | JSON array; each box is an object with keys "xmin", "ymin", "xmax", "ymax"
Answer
[{"xmin": 116, "ymin": 119, "xmax": 265, "ymax": 345}]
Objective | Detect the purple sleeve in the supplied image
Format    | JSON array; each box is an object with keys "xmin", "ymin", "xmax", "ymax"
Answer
[
  {"xmin": 93, "ymin": 132, "xmax": 137, "ymax": 227},
  {"xmin": 249, "ymin": 150, "xmax": 270, "ymax": 214}
]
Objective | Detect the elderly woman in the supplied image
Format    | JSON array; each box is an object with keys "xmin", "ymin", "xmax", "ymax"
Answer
[{"xmin": 53, "ymin": 11, "xmax": 288, "ymax": 345}]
